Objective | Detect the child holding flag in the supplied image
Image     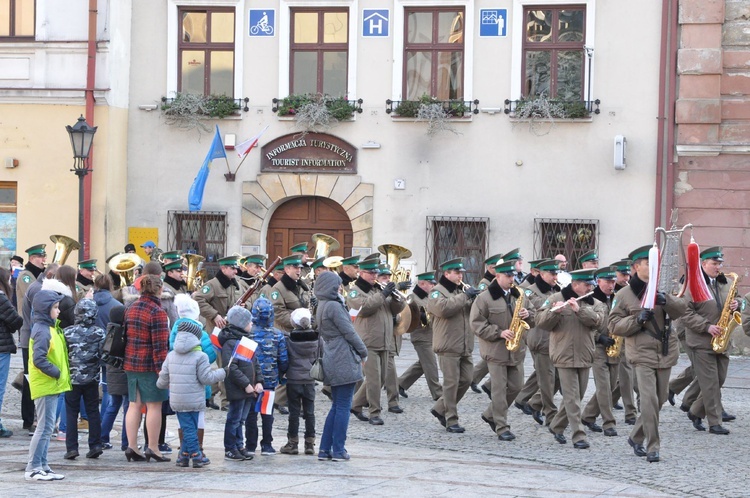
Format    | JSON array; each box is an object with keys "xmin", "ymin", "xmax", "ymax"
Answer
[
  {"xmin": 219, "ymin": 306, "xmax": 264, "ymax": 461},
  {"xmin": 157, "ymin": 320, "xmax": 226, "ymax": 468},
  {"xmin": 246, "ymin": 298, "xmax": 288, "ymax": 456}
]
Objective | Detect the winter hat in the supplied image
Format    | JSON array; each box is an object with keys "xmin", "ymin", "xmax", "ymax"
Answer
[
  {"xmin": 178, "ymin": 319, "xmax": 203, "ymax": 339},
  {"xmin": 174, "ymin": 294, "xmax": 200, "ymax": 320},
  {"xmin": 74, "ymin": 298, "xmax": 98, "ymax": 324},
  {"xmin": 110, "ymin": 305, "xmax": 126, "ymax": 325},
  {"xmin": 227, "ymin": 305, "xmax": 253, "ymax": 330},
  {"xmin": 291, "ymin": 308, "xmax": 312, "ymax": 329}
]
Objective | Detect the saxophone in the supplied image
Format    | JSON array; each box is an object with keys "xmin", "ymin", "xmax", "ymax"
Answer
[
  {"xmin": 506, "ymin": 285, "xmax": 531, "ymax": 352},
  {"xmin": 711, "ymin": 272, "xmax": 742, "ymax": 354},
  {"xmin": 606, "ymin": 335, "xmax": 623, "ymax": 358}
]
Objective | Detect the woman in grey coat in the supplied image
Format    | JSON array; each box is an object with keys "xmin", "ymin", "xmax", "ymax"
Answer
[{"xmin": 314, "ymin": 271, "xmax": 368, "ymax": 461}]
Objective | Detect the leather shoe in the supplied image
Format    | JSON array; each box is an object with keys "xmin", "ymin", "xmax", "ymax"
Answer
[
  {"xmin": 398, "ymin": 386, "xmax": 408, "ymax": 399},
  {"xmin": 612, "ymin": 402, "xmax": 623, "ymax": 410},
  {"xmin": 625, "ymin": 417, "xmax": 636, "ymax": 425},
  {"xmin": 679, "ymin": 404, "xmax": 690, "ymax": 413},
  {"xmin": 582, "ymin": 420, "xmax": 602, "ymax": 433},
  {"xmin": 369, "ymin": 416, "xmax": 384, "ymax": 426},
  {"xmin": 722, "ymin": 410, "xmax": 736, "ymax": 422},
  {"xmin": 573, "ymin": 440, "xmax": 590, "ymax": 449},
  {"xmin": 481, "ymin": 415, "xmax": 496, "ymax": 433},
  {"xmin": 446, "ymin": 424, "xmax": 465, "ymax": 433},
  {"xmin": 647, "ymin": 451, "xmax": 660, "ymax": 463},
  {"xmin": 628, "ymin": 437, "xmax": 647, "ymax": 457},
  {"xmin": 532, "ymin": 410, "xmax": 544, "ymax": 426},
  {"xmin": 64, "ymin": 449, "xmax": 79, "ymax": 460},
  {"xmin": 470, "ymin": 382, "xmax": 482, "ymax": 393},
  {"xmin": 350, "ymin": 409, "xmax": 369, "ymax": 422},
  {"xmin": 431, "ymin": 409, "xmax": 446, "ymax": 428},
  {"xmin": 206, "ymin": 400, "xmax": 220, "ymax": 410},
  {"xmin": 709, "ymin": 425, "xmax": 729, "ymax": 435},
  {"xmin": 513, "ymin": 401, "xmax": 526, "ymax": 413},
  {"xmin": 514, "ymin": 402, "xmax": 533, "ymax": 415},
  {"xmin": 603, "ymin": 428, "xmax": 618, "ymax": 437},
  {"xmin": 549, "ymin": 428, "xmax": 566, "ymax": 444},
  {"xmin": 688, "ymin": 412, "xmax": 706, "ymax": 431},
  {"xmin": 498, "ymin": 431, "xmax": 516, "ymax": 441},
  {"xmin": 667, "ymin": 389, "xmax": 676, "ymax": 406},
  {"xmin": 388, "ymin": 406, "xmax": 404, "ymax": 414},
  {"xmin": 86, "ymin": 446, "xmax": 103, "ymax": 459},
  {"xmin": 481, "ymin": 384, "xmax": 492, "ymax": 399},
  {"xmin": 276, "ymin": 404, "xmax": 289, "ymax": 415}
]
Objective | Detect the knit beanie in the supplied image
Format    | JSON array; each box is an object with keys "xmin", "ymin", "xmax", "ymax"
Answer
[
  {"xmin": 291, "ymin": 308, "xmax": 312, "ymax": 329},
  {"xmin": 174, "ymin": 294, "xmax": 200, "ymax": 320},
  {"xmin": 177, "ymin": 319, "xmax": 203, "ymax": 339},
  {"xmin": 227, "ymin": 305, "xmax": 253, "ymax": 330}
]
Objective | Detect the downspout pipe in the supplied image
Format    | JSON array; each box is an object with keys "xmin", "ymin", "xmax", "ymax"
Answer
[{"xmin": 83, "ymin": 0, "xmax": 97, "ymax": 259}]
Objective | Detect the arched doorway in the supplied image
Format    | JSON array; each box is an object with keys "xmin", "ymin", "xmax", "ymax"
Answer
[{"xmin": 266, "ymin": 197, "xmax": 353, "ymax": 259}]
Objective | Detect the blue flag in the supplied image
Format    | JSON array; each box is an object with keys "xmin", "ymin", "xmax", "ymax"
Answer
[{"xmin": 188, "ymin": 126, "xmax": 227, "ymax": 211}]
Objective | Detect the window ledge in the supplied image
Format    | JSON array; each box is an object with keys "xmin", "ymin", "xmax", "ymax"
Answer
[
  {"xmin": 508, "ymin": 117, "xmax": 593, "ymax": 124},
  {"xmin": 389, "ymin": 116, "xmax": 475, "ymax": 123},
  {"xmin": 276, "ymin": 116, "xmax": 357, "ymax": 122}
]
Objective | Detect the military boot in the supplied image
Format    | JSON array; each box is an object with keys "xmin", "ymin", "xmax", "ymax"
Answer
[{"xmin": 304, "ymin": 437, "xmax": 315, "ymax": 456}]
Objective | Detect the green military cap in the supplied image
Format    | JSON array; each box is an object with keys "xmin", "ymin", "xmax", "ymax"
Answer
[
  {"xmin": 494, "ymin": 259, "xmax": 517, "ymax": 274},
  {"xmin": 378, "ymin": 264, "xmax": 392, "ymax": 275},
  {"xmin": 310, "ymin": 256, "xmax": 325, "ymax": 269},
  {"xmin": 358, "ymin": 253, "xmax": 382, "ymax": 271},
  {"xmin": 163, "ymin": 260, "xmax": 184, "ymax": 272},
  {"xmin": 595, "ymin": 266, "xmax": 617, "ymax": 280},
  {"xmin": 242, "ymin": 254, "xmax": 267, "ymax": 265},
  {"xmin": 570, "ymin": 268, "xmax": 597, "ymax": 285},
  {"xmin": 290, "ymin": 242, "xmax": 308, "ymax": 253},
  {"xmin": 78, "ymin": 259, "xmax": 97, "ymax": 270},
  {"xmin": 341, "ymin": 255, "xmax": 361, "ymax": 266},
  {"xmin": 484, "ymin": 253, "xmax": 504, "ymax": 266},
  {"xmin": 161, "ymin": 250, "xmax": 182, "ymax": 261},
  {"xmin": 612, "ymin": 260, "xmax": 632, "ymax": 273},
  {"xmin": 439, "ymin": 258, "xmax": 466, "ymax": 272},
  {"xmin": 628, "ymin": 245, "xmax": 652, "ymax": 262},
  {"xmin": 578, "ymin": 250, "xmax": 599, "ymax": 265},
  {"xmin": 416, "ymin": 271, "xmax": 437, "ymax": 283},
  {"xmin": 282, "ymin": 255, "xmax": 304, "ymax": 267},
  {"xmin": 218, "ymin": 255, "xmax": 240, "ymax": 267},
  {"xmin": 528, "ymin": 259, "xmax": 544, "ymax": 269},
  {"xmin": 274, "ymin": 262, "xmax": 285, "ymax": 271},
  {"xmin": 25, "ymin": 244, "xmax": 47, "ymax": 256},
  {"xmin": 537, "ymin": 259, "xmax": 561, "ymax": 273},
  {"xmin": 501, "ymin": 248, "xmax": 522, "ymax": 261},
  {"xmin": 700, "ymin": 246, "xmax": 724, "ymax": 262}
]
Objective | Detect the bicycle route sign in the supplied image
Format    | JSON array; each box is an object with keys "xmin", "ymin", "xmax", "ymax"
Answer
[{"xmin": 249, "ymin": 9, "xmax": 275, "ymax": 37}]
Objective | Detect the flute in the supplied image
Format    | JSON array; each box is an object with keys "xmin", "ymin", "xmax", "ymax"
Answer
[{"xmin": 550, "ymin": 291, "xmax": 595, "ymax": 312}]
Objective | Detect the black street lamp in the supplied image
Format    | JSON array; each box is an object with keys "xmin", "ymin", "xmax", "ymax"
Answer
[{"xmin": 66, "ymin": 115, "xmax": 97, "ymax": 258}]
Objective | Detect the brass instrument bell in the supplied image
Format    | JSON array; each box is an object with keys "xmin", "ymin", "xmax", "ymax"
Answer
[
  {"xmin": 184, "ymin": 253, "xmax": 206, "ymax": 292},
  {"xmin": 108, "ymin": 252, "xmax": 143, "ymax": 287},
  {"xmin": 312, "ymin": 233, "xmax": 340, "ymax": 259},
  {"xmin": 50, "ymin": 234, "xmax": 81, "ymax": 265}
]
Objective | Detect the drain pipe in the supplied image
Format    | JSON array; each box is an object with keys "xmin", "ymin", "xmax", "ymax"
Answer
[{"xmin": 83, "ymin": 0, "xmax": 98, "ymax": 259}]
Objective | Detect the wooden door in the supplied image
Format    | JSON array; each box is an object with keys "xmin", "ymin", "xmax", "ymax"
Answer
[{"xmin": 266, "ymin": 197, "xmax": 353, "ymax": 260}]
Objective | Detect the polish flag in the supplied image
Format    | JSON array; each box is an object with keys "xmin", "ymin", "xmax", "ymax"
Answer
[
  {"xmin": 233, "ymin": 336, "xmax": 258, "ymax": 362},
  {"xmin": 255, "ymin": 390, "xmax": 275, "ymax": 415},
  {"xmin": 210, "ymin": 327, "xmax": 222, "ymax": 349},
  {"xmin": 349, "ymin": 307, "xmax": 360, "ymax": 323},
  {"xmin": 236, "ymin": 125, "xmax": 270, "ymax": 159}
]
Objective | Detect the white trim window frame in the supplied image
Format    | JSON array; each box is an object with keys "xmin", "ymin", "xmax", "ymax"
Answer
[
  {"xmin": 392, "ymin": 0, "xmax": 474, "ymax": 102},
  {"xmin": 509, "ymin": 0, "xmax": 595, "ymax": 102},
  {"xmin": 166, "ymin": 0, "xmax": 245, "ymax": 98},
  {"xmin": 278, "ymin": 0, "xmax": 359, "ymax": 100}
]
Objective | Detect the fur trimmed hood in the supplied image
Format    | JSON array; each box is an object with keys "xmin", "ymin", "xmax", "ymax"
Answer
[{"xmin": 42, "ymin": 278, "xmax": 73, "ymax": 298}]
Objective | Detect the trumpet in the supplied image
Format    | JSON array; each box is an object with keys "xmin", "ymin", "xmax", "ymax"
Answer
[
  {"xmin": 549, "ymin": 291, "xmax": 595, "ymax": 312},
  {"xmin": 374, "ymin": 281, "xmax": 407, "ymax": 302}
]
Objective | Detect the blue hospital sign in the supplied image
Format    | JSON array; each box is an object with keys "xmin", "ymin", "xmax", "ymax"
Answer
[
  {"xmin": 249, "ymin": 9, "xmax": 275, "ymax": 37},
  {"xmin": 363, "ymin": 9, "xmax": 389, "ymax": 37},
  {"xmin": 479, "ymin": 9, "xmax": 507, "ymax": 37}
]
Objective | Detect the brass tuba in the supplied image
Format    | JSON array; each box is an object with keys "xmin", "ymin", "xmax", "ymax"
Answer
[
  {"xmin": 312, "ymin": 233, "xmax": 340, "ymax": 259},
  {"xmin": 378, "ymin": 244, "xmax": 412, "ymax": 334},
  {"xmin": 184, "ymin": 253, "xmax": 206, "ymax": 292},
  {"xmin": 108, "ymin": 253, "xmax": 143, "ymax": 287},
  {"xmin": 50, "ymin": 235, "xmax": 81, "ymax": 265},
  {"xmin": 506, "ymin": 285, "xmax": 530, "ymax": 352},
  {"xmin": 711, "ymin": 272, "xmax": 742, "ymax": 354}
]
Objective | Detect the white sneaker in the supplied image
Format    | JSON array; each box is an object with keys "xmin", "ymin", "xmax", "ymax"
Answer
[
  {"xmin": 24, "ymin": 470, "xmax": 55, "ymax": 481},
  {"xmin": 44, "ymin": 469, "xmax": 65, "ymax": 480}
]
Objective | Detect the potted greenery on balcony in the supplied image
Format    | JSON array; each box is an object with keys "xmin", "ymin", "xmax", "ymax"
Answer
[
  {"xmin": 391, "ymin": 95, "xmax": 473, "ymax": 137},
  {"xmin": 273, "ymin": 94, "xmax": 360, "ymax": 133},
  {"xmin": 160, "ymin": 92, "xmax": 243, "ymax": 132},
  {"xmin": 507, "ymin": 93, "xmax": 597, "ymax": 136}
]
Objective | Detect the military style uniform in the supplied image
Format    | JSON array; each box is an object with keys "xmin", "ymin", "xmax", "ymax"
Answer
[
  {"xmin": 194, "ymin": 270, "xmax": 241, "ymax": 332},
  {"xmin": 470, "ymin": 278, "xmax": 536, "ymax": 437},
  {"xmin": 75, "ymin": 274, "xmax": 94, "ymax": 300},
  {"xmin": 258, "ymin": 276, "xmax": 279, "ymax": 300},
  {"xmin": 536, "ymin": 271, "xmax": 605, "ymax": 446},
  {"xmin": 348, "ymin": 276, "xmax": 405, "ymax": 421},
  {"xmin": 162, "ymin": 275, "xmax": 188, "ymax": 295},
  {"xmin": 609, "ymin": 250, "xmax": 687, "ymax": 457},
  {"xmin": 471, "ymin": 269, "xmax": 496, "ymax": 389},
  {"xmin": 270, "ymin": 274, "xmax": 308, "ymax": 334},
  {"xmin": 398, "ymin": 286, "xmax": 442, "ymax": 401},
  {"xmin": 16, "ymin": 262, "xmax": 43, "ymax": 320}
]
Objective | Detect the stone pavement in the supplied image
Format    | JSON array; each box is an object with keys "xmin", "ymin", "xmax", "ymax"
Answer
[{"xmin": 0, "ymin": 343, "xmax": 748, "ymax": 497}]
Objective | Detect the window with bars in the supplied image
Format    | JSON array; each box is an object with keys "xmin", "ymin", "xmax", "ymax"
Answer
[
  {"xmin": 0, "ymin": 0, "xmax": 34, "ymax": 40},
  {"xmin": 167, "ymin": 211, "xmax": 227, "ymax": 275},
  {"xmin": 426, "ymin": 216, "xmax": 489, "ymax": 287},
  {"xmin": 533, "ymin": 218, "xmax": 598, "ymax": 270}
]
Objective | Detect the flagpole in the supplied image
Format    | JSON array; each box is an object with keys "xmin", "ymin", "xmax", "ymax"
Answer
[
  {"xmin": 232, "ymin": 152, "xmax": 250, "ymax": 175},
  {"xmin": 226, "ymin": 355, "xmax": 234, "ymax": 368},
  {"xmin": 224, "ymin": 155, "xmax": 232, "ymax": 174}
]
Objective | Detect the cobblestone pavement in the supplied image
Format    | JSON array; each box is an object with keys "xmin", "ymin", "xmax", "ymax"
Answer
[{"xmin": 0, "ymin": 342, "xmax": 748, "ymax": 497}]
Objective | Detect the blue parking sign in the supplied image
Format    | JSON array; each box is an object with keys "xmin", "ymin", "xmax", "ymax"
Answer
[
  {"xmin": 479, "ymin": 9, "xmax": 507, "ymax": 37},
  {"xmin": 249, "ymin": 9, "xmax": 275, "ymax": 37},
  {"xmin": 363, "ymin": 9, "xmax": 389, "ymax": 37}
]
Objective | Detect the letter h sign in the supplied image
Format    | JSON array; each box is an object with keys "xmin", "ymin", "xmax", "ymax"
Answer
[{"xmin": 363, "ymin": 10, "xmax": 389, "ymax": 37}]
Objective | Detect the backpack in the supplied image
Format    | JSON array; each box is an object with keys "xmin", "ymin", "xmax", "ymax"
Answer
[{"xmin": 101, "ymin": 322, "xmax": 126, "ymax": 368}]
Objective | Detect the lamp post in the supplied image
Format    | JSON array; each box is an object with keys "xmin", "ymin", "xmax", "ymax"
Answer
[{"xmin": 66, "ymin": 115, "xmax": 97, "ymax": 258}]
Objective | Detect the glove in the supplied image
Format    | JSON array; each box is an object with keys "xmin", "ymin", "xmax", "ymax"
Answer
[
  {"xmin": 397, "ymin": 281, "xmax": 412, "ymax": 291},
  {"xmin": 310, "ymin": 295, "xmax": 318, "ymax": 308},
  {"xmin": 382, "ymin": 281, "xmax": 396, "ymax": 297},
  {"xmin": 655, "ymin": 292, "xmax": 667, "ymax": 306},
  {"xmin": 597, "ymin": 335, "xmax": 616, "ymax": 347},
  {"xmin": 636, "ymin": 309, "xmax": 654, "ymax": 325},
  {"xmin": 298, "ymin": 279, "xmax": 310, "ymax": 292},
  {"xmin": 464, "ymin": 286, "xmax": 481, "ymax": 299},
  {"xmin": 420, "ymin": 310, "xmax": 428, "ymax": 325}
]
